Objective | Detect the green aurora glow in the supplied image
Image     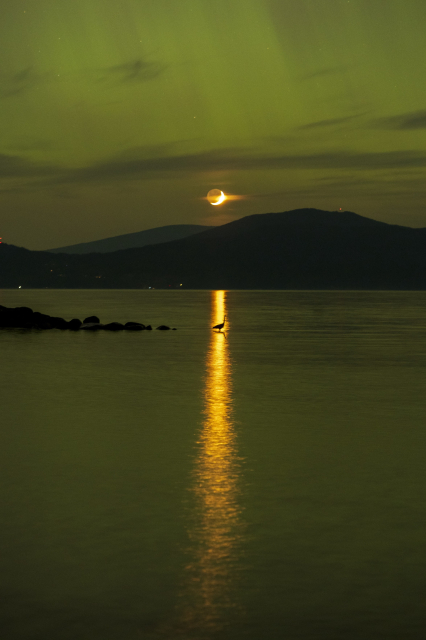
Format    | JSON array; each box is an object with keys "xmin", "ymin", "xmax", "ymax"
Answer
[{"xmin": 1, "ymin": 0, "xmax": 426, "ymax": 249}]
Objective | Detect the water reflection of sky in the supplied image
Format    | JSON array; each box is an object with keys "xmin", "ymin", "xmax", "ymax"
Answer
[{"xmin": 178, "ymin": 290, "xmax": 245, "ymax": 636}]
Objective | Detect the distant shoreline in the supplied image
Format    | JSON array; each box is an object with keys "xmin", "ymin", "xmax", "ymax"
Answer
[{"xmin": 3, "ymin": 209, "xmax": 426, "ymax": 290}]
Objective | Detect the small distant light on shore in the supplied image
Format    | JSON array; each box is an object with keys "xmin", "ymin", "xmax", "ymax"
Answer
[{"xmin": 18, "ymin": 286, "xmax": 22, "ymax": 289}]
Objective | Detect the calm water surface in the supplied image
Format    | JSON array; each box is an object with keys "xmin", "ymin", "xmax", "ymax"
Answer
[{"xmin": 1, "ymin": 289, "xmax": 426, "ymax": 639}]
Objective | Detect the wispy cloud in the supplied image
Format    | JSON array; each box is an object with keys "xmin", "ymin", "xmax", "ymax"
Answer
[
  {"xmin": 115, "ymin": 142, "xmax": 186, "ymax": 161},
  {"xmin": 250, "ymin": 174, "xmax": 426, "ymax": 202},
  {"xmin": 298, "ymin": 113, "xmax": 368, "ymax": 130},
  {"xmin": 94, "ymin": 58, "xmax": 167, "ymax": 84},
  {"xmin": 0, "ymin": 66, "xmax": 46, "ymax": 99},
  {"xmin": 0, "ymin": 153, "xmax": 55, "ymax": 178},
  {"xmin": 373, "ymin": 109, "xmax": 426, "ymax": 130},
  {"xmin": 0, "ymin": 55, "xmax": 167, "ymax": 100},
  {"xmin": 72, "ymin": 149, "xmax": 426, "ymax": 181},
  {"xmin": 299, "ymin": 65, "xmax": 348, "ymax": 81},
  {"xmin": 3, "ymin": 147, "xmax": 426, "ymax": 188},
  {"xmin": 6, "ymin": 138, "xmax": 54, "ymax": 153}
]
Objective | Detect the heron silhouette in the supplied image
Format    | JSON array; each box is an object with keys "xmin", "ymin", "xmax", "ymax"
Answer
[{"xmin": 212, "ymin": 315, "xmax": 226, "ymax": 331}]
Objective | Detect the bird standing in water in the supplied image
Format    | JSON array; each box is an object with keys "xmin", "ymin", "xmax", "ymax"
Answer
[{"xmin": 212, "ymin": 315, "xmax": 226, "ymax": 331}]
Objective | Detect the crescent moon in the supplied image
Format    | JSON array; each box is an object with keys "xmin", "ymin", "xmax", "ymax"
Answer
[{"xmin": 211, "ymin": 190, "xmax": 226, "ymax": 205}]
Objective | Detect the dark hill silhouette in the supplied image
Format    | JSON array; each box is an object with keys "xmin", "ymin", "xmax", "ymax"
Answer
[
  {"xmin": 2, "ymin": 208, "xmax": 426, "ymax": 289},
  {"xmin": 46, "ymin": 224, "xmax": 214, "ymax": 254}
]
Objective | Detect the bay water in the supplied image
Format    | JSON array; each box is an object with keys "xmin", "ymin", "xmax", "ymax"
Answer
[{"xmin": 1, "ymin": 289, "xmax": 426, "ymax": 639}]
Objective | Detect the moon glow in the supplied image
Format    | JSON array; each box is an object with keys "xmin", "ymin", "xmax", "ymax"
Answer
[{"xmin": 207, "ymin": 189, "xmax": 226, "ymax": 205}]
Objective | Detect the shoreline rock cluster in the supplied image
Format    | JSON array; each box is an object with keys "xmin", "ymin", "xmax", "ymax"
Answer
[{"xmin": 0, "ymin": 306, "xmax": 175, "ymax": 331}]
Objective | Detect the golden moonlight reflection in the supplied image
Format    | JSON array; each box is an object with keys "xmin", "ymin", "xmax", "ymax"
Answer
[{"xmin": 178, "ymin": 290, "xmax": 245, "ymax": 635}]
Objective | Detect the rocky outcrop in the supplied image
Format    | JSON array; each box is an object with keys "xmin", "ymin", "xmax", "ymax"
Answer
[
  {"xmin": 103, "ymin": 322, "xmax": 124, "ymax": 331},
  {"xmin": 0, "ymin": 305, "xmax": 175, "ymax": 331},
  {"xmin": 83, "ymin": 315, "xmax": 100, "ymax": 324},
  {"xmin": 0, "ymin": 305, "xmax": 34, "ymax": 328},
  {"xmin": 124, "ymin": 322, "xmax": 145, "ymax": 330},
  {"xmin": 80, "ymin": 322, "xmax": 104, "ymax": 331},
  {"xmin": 68, "ymin": 318, "xmax": 82, "ymax": 330},
  {"xmin": 50, "ymin": 316, "xmax": 69, "ymax": 330}
]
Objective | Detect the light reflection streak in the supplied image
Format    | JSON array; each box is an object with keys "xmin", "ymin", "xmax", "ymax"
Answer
[{"xmin": 178, "ymin": 290, "xmax": 244, "ymax": 636}]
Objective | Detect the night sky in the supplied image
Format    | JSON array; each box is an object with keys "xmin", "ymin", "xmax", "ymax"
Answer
[{"xmin": 1, "ymin": 0, "xmax": 426, "ymax": 250}]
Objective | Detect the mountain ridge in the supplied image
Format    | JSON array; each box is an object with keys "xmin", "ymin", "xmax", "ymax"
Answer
[
  {"xmin": 46, "ymin": 224, "xmax": 214, "ymax": 254},
  {"xmin": 2, "ymin": 208, "xmax": 426, "ymax": 290}
]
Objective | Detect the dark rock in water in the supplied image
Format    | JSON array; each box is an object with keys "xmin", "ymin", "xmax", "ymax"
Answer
[
  {"xmin": 172, "ymin": 328, "xmax": 177, "ymax": 330},
  {"xmin": 0, "ymin": 306, "xmax": 34, "ymax": 328},
  {"xmin": 103, "ymin": 322, "xmax": 125, "ymax": 331},
  {"xmin": 14, "ymin": 306, "xmax": 34, "ymax": 319},
  {"xmin": 50, "ymin": 316, "xmax": 68, "ymax": 330},
  {"xmin": 124, "ymin": 322, "xmax": 145, "ymax": 330},
  {"xmin": 32, "ymin": 311, "xmax": 53, "ymax": 330},
  {"xmin": 80, "ymin": 322, "xmax": 103, "ymax": 331},
  {"xmin": 0, "ymin": 313, "xmax": 13, "ymax": 328},
  {"xmin": 0, "ymin": 305, "xmax": 173, "ymax": 333},
  {"xmin": 68, "ymin": 318, "xmax": 82, "ymax": 330}
]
